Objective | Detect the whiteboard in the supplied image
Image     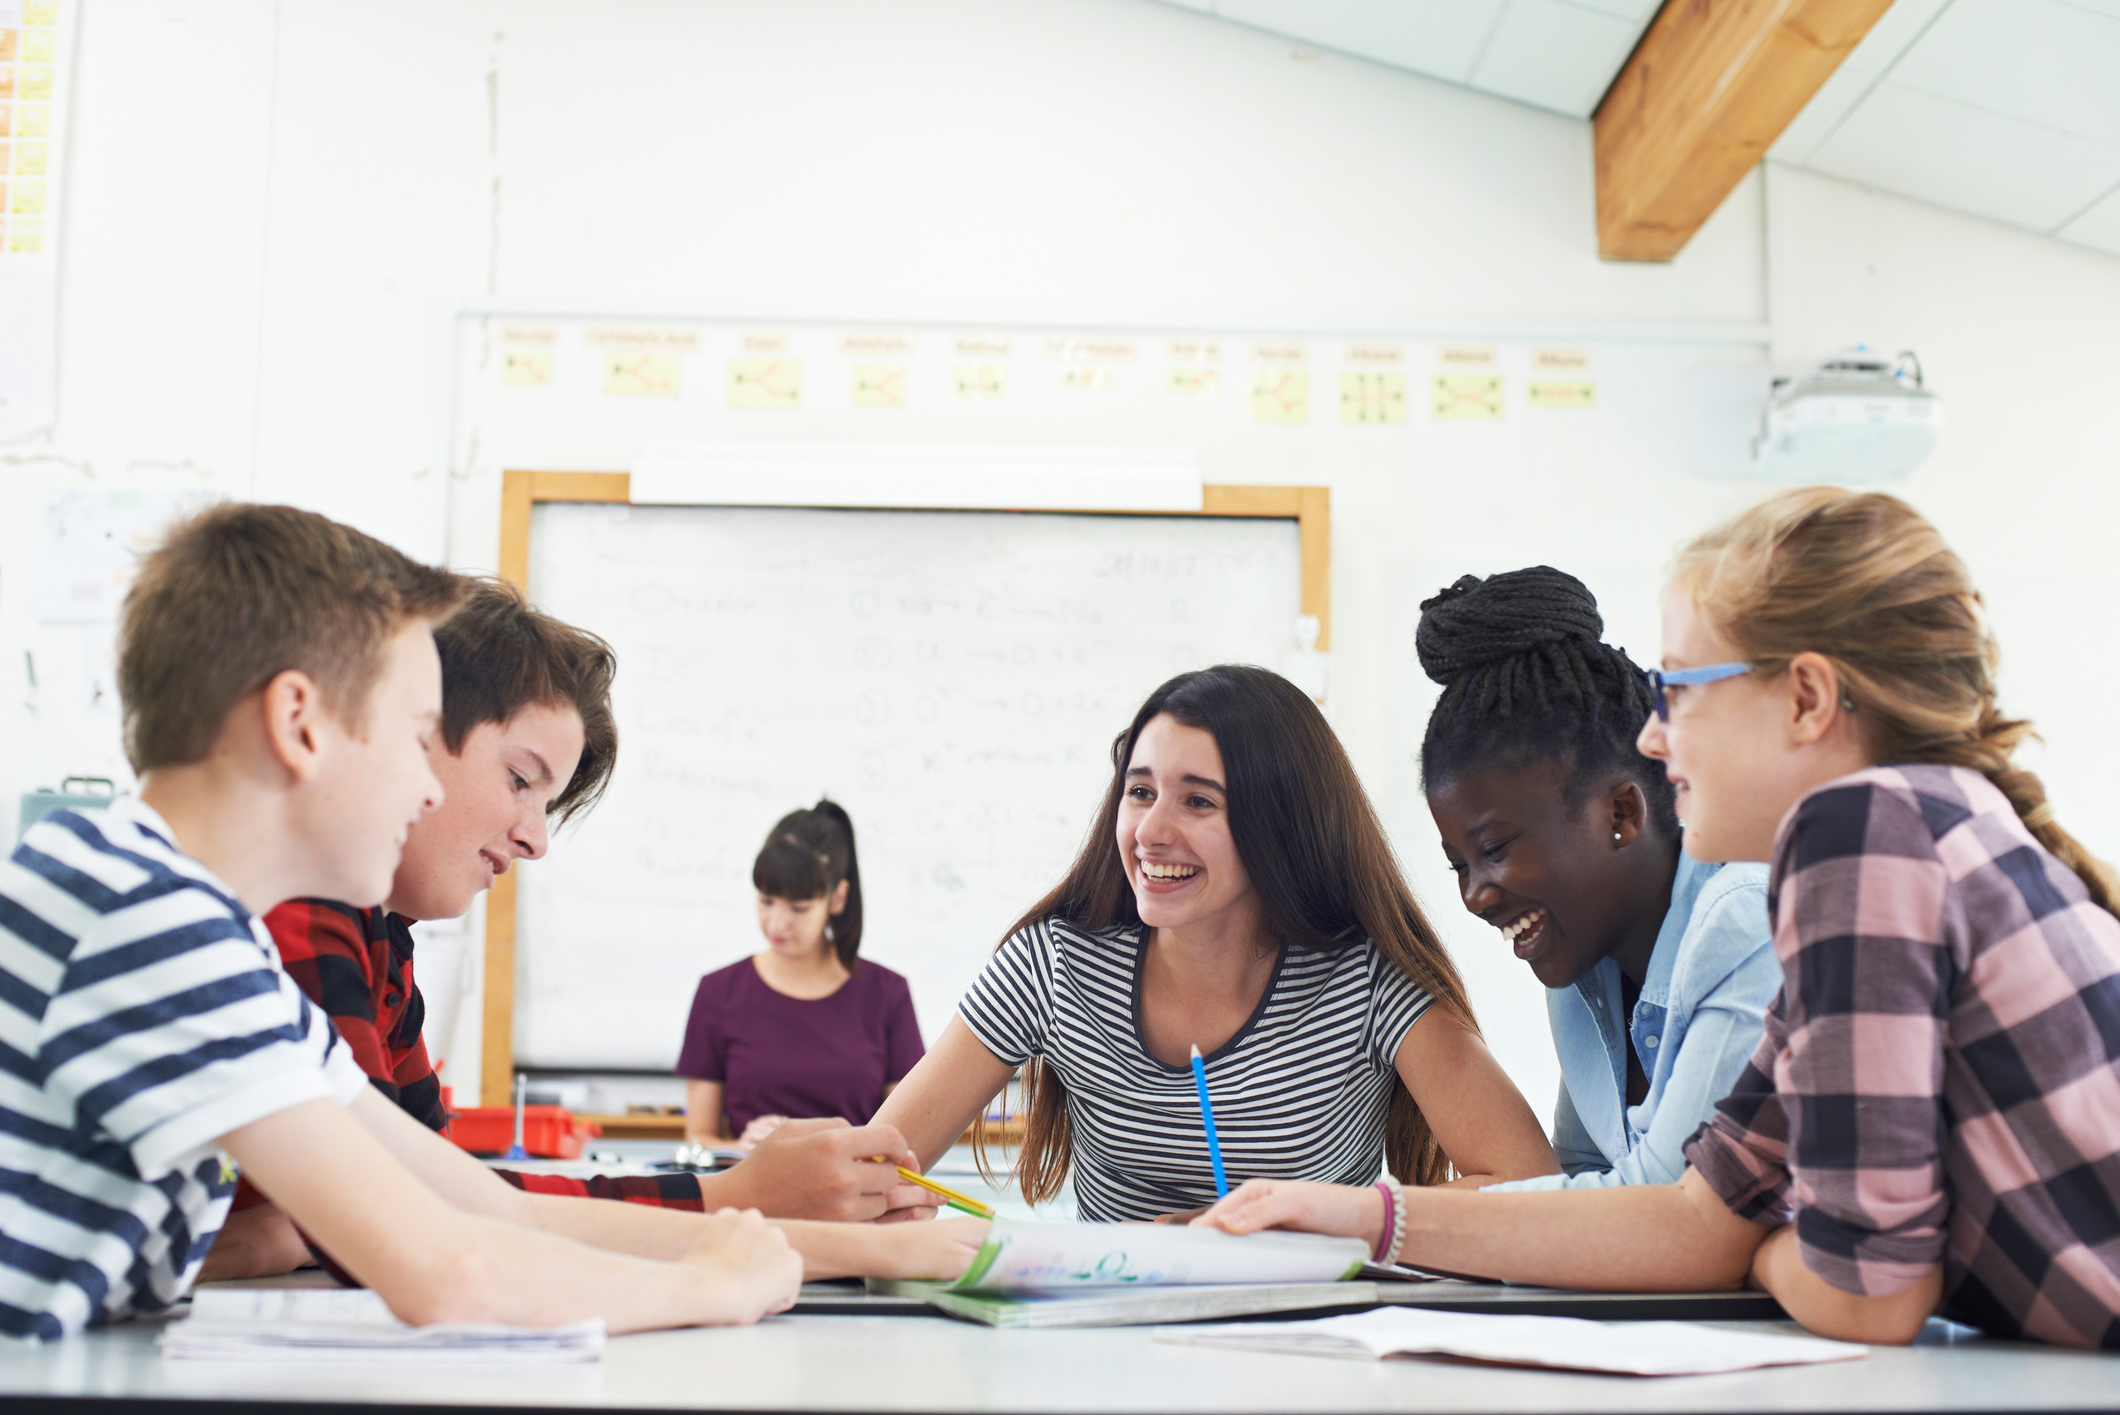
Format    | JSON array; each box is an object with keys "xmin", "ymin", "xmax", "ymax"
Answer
[{"xmin": 516, "ymin": 502, "xmax": 1303, "ymax": 1070}]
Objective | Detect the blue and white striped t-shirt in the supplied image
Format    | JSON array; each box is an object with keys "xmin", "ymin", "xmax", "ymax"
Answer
[
  {"xmin": 0, "ymin": 798, "xmax": 366, "ymax": 1340},
  {"xmin": 959, "ymin": 918, "xmax": 1432, "ymax": 1221}
]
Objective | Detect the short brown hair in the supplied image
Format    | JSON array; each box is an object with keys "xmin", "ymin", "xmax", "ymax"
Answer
[
  {"xmin": 119, "ymin": 503, "xmax": 465, "ymax": 772},
  {"xmin": 435, "ymin": 578, "xmax": 617, "ymax": 825}
]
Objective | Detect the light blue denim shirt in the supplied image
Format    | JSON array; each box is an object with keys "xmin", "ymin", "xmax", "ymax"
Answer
[{"xmin": 1485, "ymin": 852, "xmax": 1776, "ymax": 1191}]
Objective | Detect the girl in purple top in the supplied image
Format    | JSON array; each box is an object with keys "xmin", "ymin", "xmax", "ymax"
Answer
[{"xmin": 678, "ymin": 801, "xmax": 924, "ymax": 1150}]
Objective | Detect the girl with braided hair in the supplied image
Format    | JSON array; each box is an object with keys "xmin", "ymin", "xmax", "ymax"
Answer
[
  {"xmin": 1193, "ymin": 490, "xmax": 2120, "ymax": 1351},
  {"xmin": 1415, "ymin": 566, "xmax": 1776, "ymax": 1192}
]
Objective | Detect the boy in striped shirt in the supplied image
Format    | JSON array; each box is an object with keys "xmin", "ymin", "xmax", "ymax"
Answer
[
  {"xmin": 206, "ymin": 580, "xmax": 933, "ymax": 1281},
  {"xmin": 0, "ymin": 505, "xmax": 804, "ymax": 1339}
]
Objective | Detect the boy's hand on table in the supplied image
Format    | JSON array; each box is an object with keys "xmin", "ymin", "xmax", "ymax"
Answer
[
  {"xmin": 679, "ymin": 1208, "xmax": 804, "ymax": 1324},
  {"xmin": 864, "ymin": 1218, "xmax": 991, "ymax": 1281},
  {"xmin": 198, "ymin": 1200, "xmax": 314, "ymax": 1282},
  {"xmin": 705, "ymin": 1117, "xmax": 929, "ymax": 1222}
]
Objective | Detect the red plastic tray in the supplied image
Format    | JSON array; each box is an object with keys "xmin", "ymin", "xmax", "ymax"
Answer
[{"xmin": 444, "ymin": 1105, "xmax": 602, "ymax": 1159}]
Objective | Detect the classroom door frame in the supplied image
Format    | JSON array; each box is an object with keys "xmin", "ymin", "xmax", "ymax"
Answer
[{"xmin": 480, "ymin": 468, "xmax": 1331, "ymax": 1108}]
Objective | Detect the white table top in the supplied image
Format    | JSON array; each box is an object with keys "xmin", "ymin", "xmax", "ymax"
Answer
[{"xmin": 6, "ymin": 1301, "xmax": 2116, "ymax": 1414}]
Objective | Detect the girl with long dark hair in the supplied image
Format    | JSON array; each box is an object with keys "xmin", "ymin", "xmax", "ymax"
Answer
[{"xmin": 874, "ymin": 665, "xmax": 1556, "ymax": 1220}]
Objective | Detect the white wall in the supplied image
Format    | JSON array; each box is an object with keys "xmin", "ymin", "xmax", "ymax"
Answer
[{"xmin": 8, "ymin": 0, "xmax": 2119, "ymax": 1117}]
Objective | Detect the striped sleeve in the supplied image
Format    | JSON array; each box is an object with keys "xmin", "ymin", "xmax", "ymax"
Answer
[
  {"xmin": 1364, "ymin": 946, "xmax": 1434, "ymax": 1071},
  {"xmin": 956, "ymin": 922, "xmax": 1055, "ymax": 1067},
  {"xmin": 30, "ymin": 822, "xmax": 360, "ymax": 1181}
]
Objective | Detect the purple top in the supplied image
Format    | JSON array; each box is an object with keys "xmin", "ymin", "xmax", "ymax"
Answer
[{"xmin": 674, "ymin": 957, "xmax": 925, "ymax": 1132}]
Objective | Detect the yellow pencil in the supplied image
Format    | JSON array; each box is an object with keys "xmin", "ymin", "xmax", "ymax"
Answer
[{"xmin": 892, "ymin": 1165, "xmax": 995, "ymax": 1218}]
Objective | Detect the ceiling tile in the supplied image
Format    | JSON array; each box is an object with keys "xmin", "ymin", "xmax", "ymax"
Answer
[
  {"xmin": 1770, "ymin": 0, "xmax": 1958, "ymax": 163},
  {"xmin": 1210, "ymin": 0, "xmax": 1506, "ymax": 84},
  {"xmin": 1844, "ymin": 0, "xmax": 1962, "ymax": 75},
  {"xmin": 1769, "ymin": 55, "xmax": 1879, "ymax": 165},
  {"xmin": 2056, "ymin": 181, "xmax": 2120, "ymax": 255},
  {"xmin": 1805, "ymin": 81, "xmax": 2120, "ymax": 232},
  {"xmin": 1469, "ymin": 0, "xmax": 1643, "ymax": 118},
  {"xmin": 1890, "ymin": 0, "xmax": 2120, "ymax": 144},
  {"xmin": 1567, "ymin": 0, "xmax": 1661, "ymax": 22}
]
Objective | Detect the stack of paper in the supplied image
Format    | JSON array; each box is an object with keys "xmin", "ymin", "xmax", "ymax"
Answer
[
  {"xmin": 955, "ymin": 1216, "xmax": 1369, "ymax": 1290},
  {"xmin": 873, "ymin": 1280, "xmax": 1381, "ymax": 1329},
  {"xmin": 1156, "ymin": 1306, "xmax": 1869, "ymax": 1376},
  {"xmin": 161, "ymin": 1287, "xmax": 604, "ymax": 1363},
  {"xmin": 870, "ymin": 1217, "xmax": 1373, "ymax": 1328}
]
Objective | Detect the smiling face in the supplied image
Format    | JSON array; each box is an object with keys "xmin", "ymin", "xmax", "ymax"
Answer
[
  {"xmin": 1635, "ymin": 591, "xmax": 1817, "ymax": 863},
  {"xmin": 1428, "ymin": 762, "xmax": 1647, "ymax": 989},
  {"xmin": 384, "ymin": 699, "xmax": 587, "ymax": 921},
  {"xmin": 1115, "ymin": 713, "xmax": 1260, "ymax": 936},
  {"xmin": 296, "ymin": 620, "xmax": 448, "ymax": 909}
]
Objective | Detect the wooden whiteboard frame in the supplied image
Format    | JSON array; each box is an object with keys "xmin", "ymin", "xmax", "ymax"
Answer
[{"xmin": 480, "ymin": 467, "xmax": 1331, "ymax": 1104}]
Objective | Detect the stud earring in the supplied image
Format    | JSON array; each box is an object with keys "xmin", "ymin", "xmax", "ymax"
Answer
[{"xmin": 1613, "ymin": 831, "xmax": 1623, "ymax": 841}]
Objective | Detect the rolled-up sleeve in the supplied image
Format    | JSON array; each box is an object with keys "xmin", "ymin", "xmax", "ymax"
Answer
[{"xmin": 1501, "ymin": 874, "xmax": 1781, "ymax": 1193}]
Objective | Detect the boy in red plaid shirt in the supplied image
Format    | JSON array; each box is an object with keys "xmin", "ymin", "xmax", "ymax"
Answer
[{"xmin": 205, "ymin": 580, "xmax": 945, "ymax": 1282}]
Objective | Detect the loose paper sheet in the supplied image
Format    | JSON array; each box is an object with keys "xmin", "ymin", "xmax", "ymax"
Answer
[
  {"xmin": 162, "ymin": 1288, "xmax": 604, "ymax": 1363},
  {"xmin": 1158, "ymin": 1305, "xmax": 1868, "ymax": 1377}
]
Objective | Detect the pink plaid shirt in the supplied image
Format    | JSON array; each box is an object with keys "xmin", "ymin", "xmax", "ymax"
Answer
[{"xmin": 1685, "ymin": 764, "xmax": 2120, "ymax": 1349}]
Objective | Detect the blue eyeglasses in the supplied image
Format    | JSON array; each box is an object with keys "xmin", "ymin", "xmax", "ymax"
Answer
[{"xmin": 1643, "ymin": 662, "xmax": 1751, "ymax": 721}]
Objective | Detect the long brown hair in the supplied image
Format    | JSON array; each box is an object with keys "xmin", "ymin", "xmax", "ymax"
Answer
[
  {"xmin": 1674, "ymin": 487, "xmax": 2118, "ymax": 913},
  {"xmin": 973, "ymin": 664, "xmax": 1477, "ymax": 1203}
]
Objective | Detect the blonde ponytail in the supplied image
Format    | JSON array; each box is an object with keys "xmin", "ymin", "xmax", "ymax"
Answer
[
  {"xmin": 1933, "ymin": 710, "xmax": 2120, "ymax": 914},
  {"xmin": 1674, "ymin": 487, "xmax": 2119, "ymax": 916}
]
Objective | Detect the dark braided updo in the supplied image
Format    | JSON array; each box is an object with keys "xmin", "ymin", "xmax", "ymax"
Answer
[{"xmin": 1417, "ymin": 566, "xmax": 1677, "ymax": 837}]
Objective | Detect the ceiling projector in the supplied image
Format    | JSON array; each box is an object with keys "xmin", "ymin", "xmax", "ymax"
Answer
[{"xmin": 1751, "ymin": 348, "xmax": 1940, "ymax": 483}]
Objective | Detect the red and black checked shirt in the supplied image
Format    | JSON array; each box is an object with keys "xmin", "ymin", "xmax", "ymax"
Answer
[
  {"xmin": 257, "ymin": 900, "xmax": 702, "ymax": 1211},
  {"xmin": 1684, "ymin": 765, "xmax": 2120, "ymax": 1350}
]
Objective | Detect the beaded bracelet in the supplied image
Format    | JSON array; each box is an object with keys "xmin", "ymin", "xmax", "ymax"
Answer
[{"xmin": 1371, "ymin": 1175, "xmax": 1407, "ymax": 1264}]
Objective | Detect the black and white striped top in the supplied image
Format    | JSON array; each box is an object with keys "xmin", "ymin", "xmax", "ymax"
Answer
[
  {"xmin": 0, "ymin": 799, "xmax": 366, "ymax": 1340},
  {"xmin": 959, "ymin": 917, "xmax": 1433, "ymax": 1221}
]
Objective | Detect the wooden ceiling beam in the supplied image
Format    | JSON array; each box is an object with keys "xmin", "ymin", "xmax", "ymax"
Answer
[{"xmin": 1593, "ymin": 0, "xmax": 1895, "ymax": 262}]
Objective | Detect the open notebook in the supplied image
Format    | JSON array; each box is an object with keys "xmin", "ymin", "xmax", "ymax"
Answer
[
  {"xmin": 869, "ymin": 1217, "xmax": 1375, "ymax": 1328},
  {"xmin": 1157, "ymin": 1306, "xmax": 1868, "ymax": 1376},
  {"xmin": 161, "ymin": 1287, "xmax": 604, "ymax": 1362}
]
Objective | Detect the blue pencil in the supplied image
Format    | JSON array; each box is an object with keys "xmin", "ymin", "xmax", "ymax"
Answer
[{"xmin": 1189, "ymin": 1043, "xmax": 1229, "ymax": 1198}]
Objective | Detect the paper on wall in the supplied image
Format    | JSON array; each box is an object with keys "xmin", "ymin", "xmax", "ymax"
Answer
[
  {"xmin": 0, "ymin": 0, "xmax": 74, "ymax": 441},
  {"xmin": 37, "ymin": 486, "xmax": 220, "ymax": 623}
]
